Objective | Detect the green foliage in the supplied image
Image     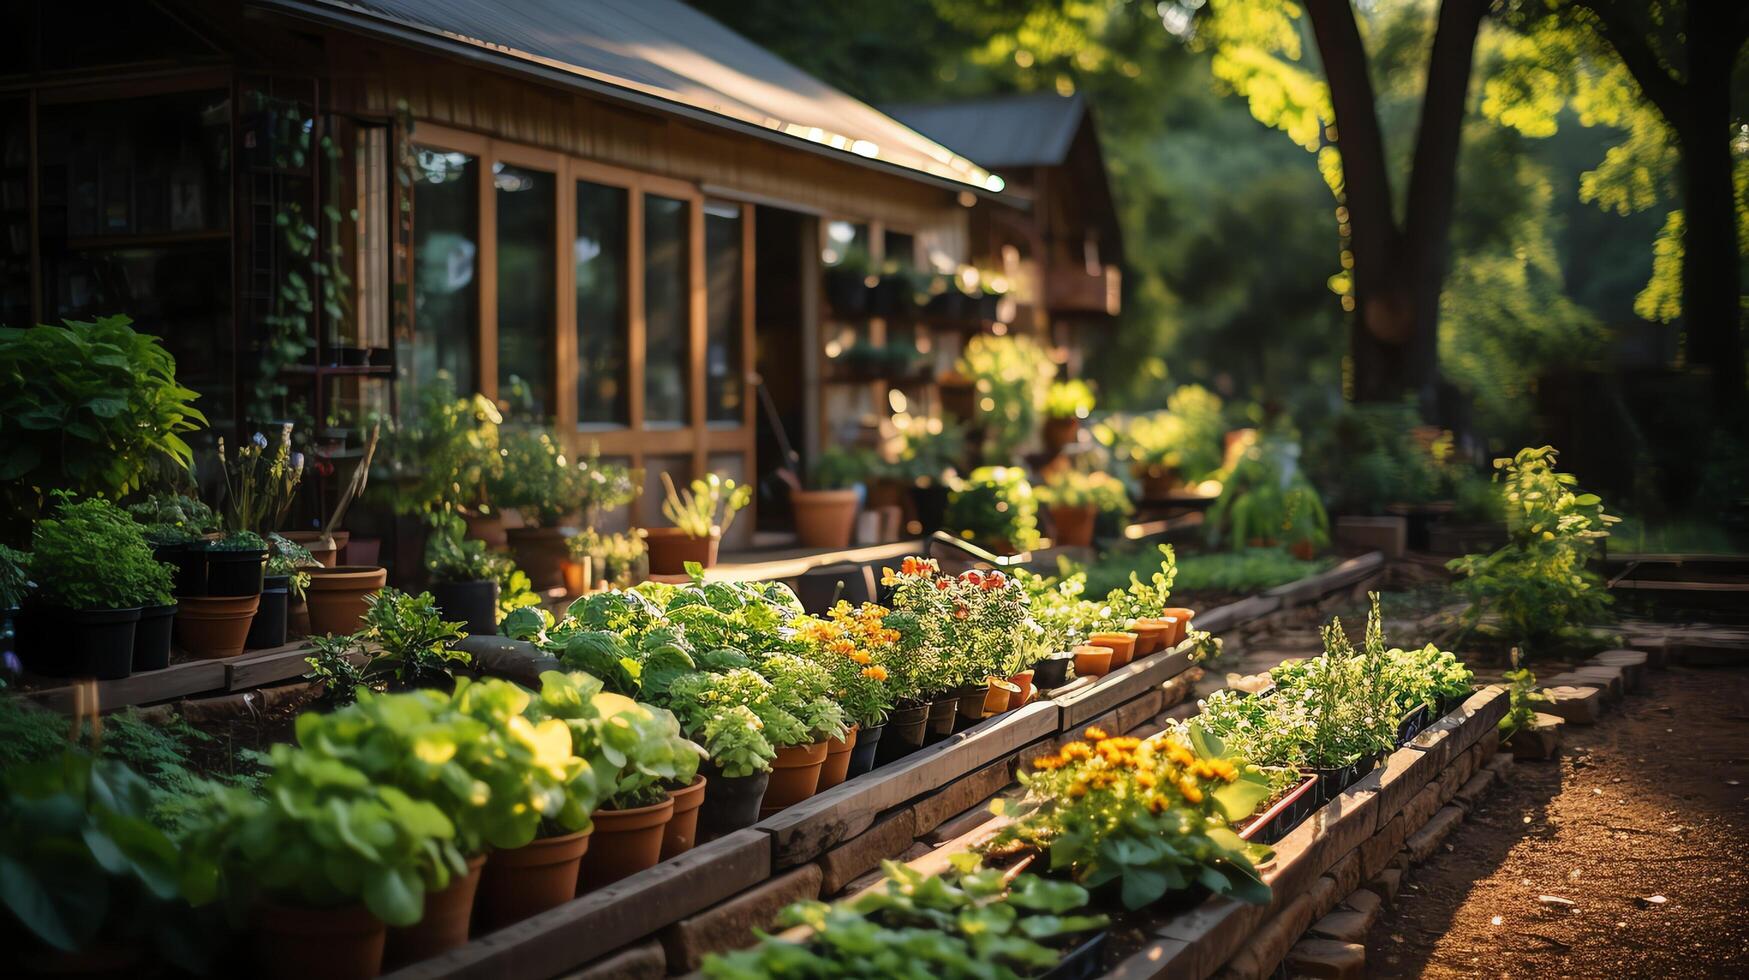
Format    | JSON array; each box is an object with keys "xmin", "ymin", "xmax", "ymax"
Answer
[
  {"xmin": 955, "ymin": 333, "xmax": 1057, "ymax": 462},
  {"xmin": 809, "ymin": 445, "xmax": 878, "ymax": 490},
  {"xmin": 994, "ymin": 727, "xmax": 1272, "ymax": 910},
  {"xmin": 1035, "ymin": 466, "xmax": 1132, "ymax": 517},
  {"xmin": 759, "ymin": 652, "xmax": 849, "ymax": 743},
  {"xmin": 208, "ymin": 529, "xmax": 266, "ymax": 552},
  {"xmin": 692, "ymin": 704, "xmax": 776, "ymax": 779},
  {"xmin": 0, "ymin": 544, "xmax": 29, "ymax": 609},
  {"xmin": 945, "ymin": 465, "xmax": 1040, "ymax": 553},
  {"xmin": 1044, "ymin": 379, "xmax": 1096, "ymax": 420},
  {"xmin": 303, "ymin": 633, "xmax": 376, "ymax": 709},
  {"xmin": 660, "ymin": 472, "xmax": 751, "ymax": 539},
  {"xmin": 424, "ymin": 513, "xmax": 510, "ymax": 585},
  {"xmin": 883, "ymin": 561, "xmax": 1041, "ymax": 688},
  {"xmin": 1447, "ymin": 446, "xmax": 1617, "ymax": 655},
  {"xmin": 361, "ymin": 589, "xmax": 472, "ymax": 686},
  {"xmin": 1207, "ymin": 435, "xmax": 1328, "ymax": 553},
  {"xmin": 31, "ymin": 495, "xmax": 172, "ymax": 610},
  {"xmin": 569, "ymin": 528, "xmax": 648, "ymax": 588},
  {"xmin": 1498, "ymin": 656, "xmax": 1548, "ymax": 738},
  {"xmin": 703, "ymin": 860, "xmax": 1107, "ymax": 980},
  {"xmin": 373, "ymin": 373, "xmax": 503, "ymax": 516},
  {"xmin": 266, "ymin": 533, "xmax": 316, "ymax": 600},
  {"xmin": 488, "ymin": 428, "xmax": 588, "ymax": 527},
  {"xmin": 1309, "ymin": 403, "xmax": 1455, "ymax": 515},
  {"xmin": 0, "ymin": 317, "xmax": 206, "ymax": 528},
  {"xmin": 1381, "ymin": 643, "xmax": 1474, "ymax": 717},
  {"xmin": 527, "ymin": 671, "xmax": 700, "ymax": 809},
  {"xmin": 887, "ymin": 414, "xmax": 968, "ymax": 486},
  {"xmin": 214, "ymin": 426, "xmax": 305, "ymax": 537},
  {"xmin": 127, "ymin": 493, "xmax": 218, "ymax": 546},
  {"xmin": 1171, "ymin": 548, "xmax": 1327, "ymax": 596},
  {"xmin": 1097, "ymin": 385, "xmax": 1227, "ymax": 483}
]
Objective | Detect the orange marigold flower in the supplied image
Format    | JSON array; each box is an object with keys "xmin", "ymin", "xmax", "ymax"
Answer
[
  {"xmin": 860, "ymin": 665, "xmax": 888, "ymax": 681},
  {"xmin": 850, "ymin": 651, "xmax": 872, "ymax": 665},
  {"xmin": 1083, "ymin": 726, "xmax": 1109, "ymax": 741},
  {"xmin": 1176, "ymin": 777, "xmax": 1204, "ymax": 804}
]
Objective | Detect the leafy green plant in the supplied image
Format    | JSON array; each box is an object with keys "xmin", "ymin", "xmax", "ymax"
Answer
[
  {"xmin": 1207, "ymin": 434, "xmax": 1328, "ymax": 553},
  {"xmin": 660, "ymin": 472, "xmax": 751, "ymax": 539},
  {"xmin": 1446, "ymin": 446, "xmax": 1618, "ymax": 656},
  {"xmin": 759, "ymin": 653, "xmax": 849, "ymax": 743},
  {"xmin": 0, "ymin": 544, "xmax": 29, "ymax": 609},
  {"xmin": 1382, "ymin": 643, "xmax": 1474, "ymax": 716},
  {"xmin": 1096, "ymin": 385, "xmax": 1227, "ymax": 484},
  {"xmin": 1044, "ymin": 379, "xmax": 1096, "ymax": 421},
  {"xmin": 882, "ymin": 559, "xmax": 1040, "ymax": 688},
  {"xmin": 488, "ymin": 427, "xmax": 587, "ymax": 527},
  {"xmin": 214, "ymin": 425, "xmax": 305, "ymax": 536},
  {"xmin": 694, "ymin": 704, "xmax": 776, "ymax": 779},
  {"xmin": 1035, "ymin": 466, "xmax": 1132, "ymax": 517},
  {"xmin": 0, "ymin": 317, "xmax": 207, "ymax": 531},
  {"xmin": 31, "ymin": 495, "xmax": 172, "ymax": 610},
  {"xmin": 209, "ymin": 528, "xmax": 267, "ymax": 553},
  {"xmin": 303, "ymin": 633, "xmax": 374, "ymax": 708},
  {"xmin": 888, "ymin": 415, "xmax": 967, "ymax": 486},
  {"xmin": 809, "ymin": 445, "xmax": 877, "ymax": 490},
  {"xmin": 992, "ymin": 726, "xmax": 1272, "ymax": 909},
  {"xmin": 1264, "ymin": 594, "xmax": 1399, "ymax": 769},
  {"xmin": 1309, "ymin": 402, "xmax": 1454, "ymax": 515},
  {"xmin": 373, "ymin": 373, "xmax": 502, "ymax": 516},
  {"xmin": 361, "ymin": 589, "xmax": 471, "ymax": 688},
  {"xmin": 127, "ymin": 494, "xmax": 218, "ymax": 546},
  {"xmin": 1498, "ymin": 654, "xmax": 1548, "ymax": 739},
  {"xmin": 703, "ymin": 860, "xmax": 1106, "ymax": 980},
  {"xmin": 424, "ymin": 513, "xmax": 510, "ymax": 584},
  {"xmin": 525, "ymin": 671, "xmax": 699, "ymax": 810},
  {"xmin": 569, "ymin": 528, "xmax": 648, "ymax": 587},
  {"xmin": 945, "ymin": 465, "xmax": 1040, "ymax": 552},
  {"xmin": 956, "ymin": 333, "xmax": 1057, "ymax": 462}
]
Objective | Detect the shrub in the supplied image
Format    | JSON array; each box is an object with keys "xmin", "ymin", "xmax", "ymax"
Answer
[
  {"xmin": 127, "ymin": 493, "xmax": 218, "ymax": 546},
  {"xmin": 1097, "ymin": 384, "xmax": 1227, "ymax": 484},
  {"xmin": 31, "ymin": 495, "xmax": 172, "ymax": 610},
  {"xmin": 0, "ymin": 317, "xmax": 207, "ymax": 529}
]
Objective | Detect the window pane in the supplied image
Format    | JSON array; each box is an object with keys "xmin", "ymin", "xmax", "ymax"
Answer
[
  {"xmin": 495, "ymin": 162, "xmax": 555, "ymax": 420},
  {"xmin": 1, "ymin": 99, "xmax": 30, "ymax": 325},
  {"xmin": 704, "ymin": 202, "xmax": 742, "ymax": 423},
  {"xmin": 643, "ymin": 194, "xmax": 689, "ymax": 424},
  {"xmin": 576, "ymin": 180, "xmax": 629, "ymax": 425},
  {"xmin": 411, "ymin": 148, "xmax": 478, "ymax": 391}
]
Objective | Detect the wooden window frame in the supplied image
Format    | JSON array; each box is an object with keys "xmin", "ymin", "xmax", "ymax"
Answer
[{"xmin": 409, "ymin": 123, "xmax": 755, "ymax": 528}]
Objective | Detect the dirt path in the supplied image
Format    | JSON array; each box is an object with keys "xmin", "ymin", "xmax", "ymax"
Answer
[{"xmin": 1366, "ymin": 663, "xmax": 1749, "ymax": 978}]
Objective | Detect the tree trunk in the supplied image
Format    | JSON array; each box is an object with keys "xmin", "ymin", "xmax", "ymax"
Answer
[{"xmin": 1674, "ymin": 17, "xmax": 1745, "ymax": 414}]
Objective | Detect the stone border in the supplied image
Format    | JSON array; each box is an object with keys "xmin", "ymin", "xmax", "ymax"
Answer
[{"xmin": 385, "ymin": 552, "xmax": 1387, "ymax": 980}]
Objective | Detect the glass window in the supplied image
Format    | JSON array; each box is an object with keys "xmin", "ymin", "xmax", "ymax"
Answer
[
  {"xmin": 495, "ymin": 162, "xmax": 555, "ymax": 420},
  {"xmin": 575, "ymin": 180, "xmax": 629, "ymax": 425},
  {"xmin": 410, "ymin": 147, "xmax": 478, "ymax": 390},
  {"xmin": 822, "ymin": 219, "xmax": 868, "ymax": 268},
  {"xmin": 643, "ymin": 194, "xmax": 689, "ymax": 424},
  {"xmin": 0, "ymin": 99, "xmax": 30, "ymax": 326},
  {"xmin": 704, "ymin": 201, "xmax": 742, "ymax": 423},
  {"xmin": 883, "ymin": 230, "xmax": 916, "ymax": 269}
]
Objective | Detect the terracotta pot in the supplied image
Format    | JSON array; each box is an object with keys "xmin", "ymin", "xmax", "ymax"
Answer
[
  {"xmin": 281, "ymin": 530, "xmax": 340, "ymax": 568},
  {"xmin": 250, "ymin": 902, "xmax": 385, "ymax": 980},
  {"xmin": 506, "ymin": 526, "xmax": 570, "ymax": 592},
  {"xmin": 644, "ymin": 527, "xmax": 720, "ymax": 575},
  {"xmin": 175, "ymin": 595, "xmax": 261, "ymax": 659},
  {"xmin": 560, "ymin": 557, "xmax": 593, "ymax": 596},
  {"xmin": 659, "ymin": 775, "xmax": 708, "ymax": 860},
  {"xmin": 477, "ymin": 829, "xmax": 590, "ymax": 931},
  {"xmin": 1006, "ymin": 669, "xmax": 1035, "ymax": 709},
  {"xmin": 1089, "ymin": 631, "xmax": 1138, "ymax": 669},
  {"xmin": 578, "ymin": 796, "xmax": 675, "ymax": 892},
  {"xmin": 1048, "ymin": 504, "xmax": 1098, "ymax": 548},
  {"xmin": 1159, "ymin": 608, "xmax": 1196, "ymax": 647},
  {"xmin": 791, "ymin": 488, "xmax": 860, "ymax": 549},
  {"xmin": 816, "ymin": 726, "xmax": 859, "ymax": 792},
  {"xmin": 1073, "ymin": 644, "xmax": 1113, "ymax": 678},
  {"xmin": 1043, "ymin": 416, "xmax": 1080, "ymax": 455},
  {"xmin": 760, "ymin": 741, "xmax": 828, "ymax": 816},
  {"xmin": 1290, "ymin": 539, "xmax": 1318, "ymax": 561},
  {"xmin": 1129, "ymin": 619, "xmax": 1170, "ymax": 656},
  {"xmin": 1135, "ymin": 464, "xmax": 1179, "ymax": 501},
  {"xmin": 980, "ymin": 682, "xmax": 1011, "ymax": 716},
  {"xmin": 385, "ymin": 854, "xmax": 485, "ymax": 967},
  {"xmin": 305, "ymin": 566, "xmax": 387, "ymax": 637},
  {"xmin": 287, "ymin": 598, "xmax": 309, "ymax": 639},
  {"xmin": 463, "ymin": 511, "xmax": 507, "ymax": 550}
]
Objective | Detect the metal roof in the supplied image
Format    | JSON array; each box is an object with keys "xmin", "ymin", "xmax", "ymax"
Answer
[
  {"xmin": 263, "ymin": 0, "xmax": 1005, "ymax": 193},
  {"xmin": 883, "ymin": 92, "xmax": 1087, "ymax": 169}
]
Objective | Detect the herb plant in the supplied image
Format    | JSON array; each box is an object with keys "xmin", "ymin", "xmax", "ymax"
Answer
[
  {"xmin": 372, "ymin": 374, "xmax": 502, "ymax": 516},
  {"xmin": 214, "ymin": 425, "xmax": 305, "ymax": 536},
  {"xmin": 1207, "ymin": 434, "xmax": 1328, "ymax": 553},
  {"xmin": 30, "ymin": 495, "xmax": 173, "ymax": 610},
  {"xmin": 525, "ymin": 671, "xmax": 700, "ymax": 810},
  {"xmin": 128, "ymin": 493, "xmax": 218, "ymax": 546},
  {"xmin": 359, "ymin": 589, "xmax": 472, "ymax": 688}
]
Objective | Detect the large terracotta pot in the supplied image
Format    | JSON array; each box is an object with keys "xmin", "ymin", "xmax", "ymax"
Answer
[
  {"xmin": 305, "ymin": 566, "xmax": 387, "ymax": 637},
  {"xmin": 1048, "ymin": 504, "xmax": 1098, "ymax": 548},
  {"xmin": 1159, "ymin": 608, "xmax": 1196, "ymax": 647},
  {"xmin": 506, "ymin": 526, "xmax": 570, "ymax": 592},
  {"xmin": 176, "ymin": 595, "xmax": 261, "ymax": 660},
  {"xmin": 817, "ymin": 727, "xmax": 858, "ymax": 792},
  {"xmin": 1089, "ymin": 631, "xmax": 1138, "ymax": 669},
  {"xmin": 1073, "ymin": 644, "xmax": 1113, "ymax": 678},
  {"xmin": 1129, "ymin": 619, "xmax": 1170, "ymax": 657},
  {"xmin": 477, "ymin": 829, "xmax": 591, "ymax": 931},
  {"xmin": 561, "ymin": 557, "xmax": 594, "ymax": 596},
  {"xmin": 281, "ymin": 530, "xmax": 340, "ymax": 568},
  {"xmin": 644, "ymin": 527, "xmax": 720, "ymax": 575},
  {"xmin": 791, "ymin": 488, "xmax": 859, "ymax": 550},
  {"xmin": 384, "ymin": 854, "xmax": 486, "ymax": 967},
  {"xmin": 659, "ymin": 775, "xmax": 708, "ymax": 859},
  {"xmin": 760, "ymin": 741, "xmax": 828, "ymax": 816},
  {"xmin": 578, "ymin": 797, "xmax": 675, "ymax": 892},
  {"xmin": 251, "ymin": 902, "xmax": 385, "ymax": 980}
]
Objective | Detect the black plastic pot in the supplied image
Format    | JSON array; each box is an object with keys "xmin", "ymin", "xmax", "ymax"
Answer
[
  {"xmin": 205, "ymin": 548, "xmax": 267, "ymax": 597},
  {"xmin": 847, "ymin": 723, "xmax": 885, "ymax": 778},
  {"xmin": 1238, "ymin": 775, "xmax": 1319, "ymax": 845},
  {"xmin": 1309, "ymin": 751, "xmax": 1384, "ymax": 806},
  {"xmin": 697, "ymin": 764, "xmax": 770, "ymax": 839},
  {"xmin": 910, "ymin": 484, "xmax": 951, "ymax": 537},
  {"xmin": 1395, "ymin": 704, "xmax": 1431, "ymax": 747},
  {"xmin": 20, "ymin": 606, "xmax": 141, "ymax": 680},
  {"xmin": 876, "ymin": 704, "xmax": 929, "ymax": 766},
  {"xmin": 953, "ymin": 682, "xmax": 988, "ymax": 728},
  {"xmin": 1032, "ymin": 653, "xmax": 1073, "ymax": 690},
  {"xmin": 924, "ymin": 695, "xmax": 960, "ymax": 744},
  {"xmin": 153, "ymin": 541, "xmax": 208, "ymax": 598},
  {"xmin": 1042, "ymin": 931, "xmax": 1109, "ymax": 980},
  {"xmin": 428, "ymin": 579, "xmax": 499, "ymax": 637},
  {"xmin": 132, "ymin": 603, "xmax": 177, "ymax": 672},
  {"xmin": 246, "ymin": 575, "xmax": 290, "ymax": 650}
]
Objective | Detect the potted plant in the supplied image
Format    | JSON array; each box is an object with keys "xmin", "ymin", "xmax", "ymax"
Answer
[
  {"xmin": 184, "ymin": 743, "xmax": 463, "ymax": 980},
  {"xmin": 890, "ymin": 416, "xmax": 967, "ymax": 536},
  {"xmin": 205, "ymin": 528, "xmax": 269, "ymax": 598},
  {"xmin": 791, "ymin": 446, "xmax": 872, "ymax": 550},
  {"xmin": 488, "ymin": 427, "xmax": 586, "ymax": 591},
  {"xmin": 370, "ymin": 373, "xmax": 503, "ymax": 529},
  {"xmin": 1043, "ymin": 379, "xmax": 1095, "ymax": 454},
  {"xmin": 1098, "ymin": 385, "xmax": 1226, "ymax": 500},
  {"xmin": 943, "ymin": 466, "xmax": 1041, "ymax": 555},
  {"xmin": 304, "ymin": 558, "xmax": 391, "ymax": 638},
  {"xmin": 753, "ymin": 653, "xmax": 846, "ymax": 816},
  {"xmin": 568, "ymin": 527, "xmax": 648, "ymax": 590},
  {"xmin": 422, "ymin": 513, "xmax": 505, "ymax": 636},
  {"xmin": 1036, "ymin": 466, "xmax": 1131, "ymax": 548},
  {"xmin": 678, "ymin": 699, "xmax": 777, "ymax": 838},
  {"xmin": 128, "ymin": 494, "xmax": 217, "ymax": 597},
  {"xmin": 647, "ymin": 472, "xmax": 751, "ymax": 574},
  {"xmin": 1208, "ymin": 433, "xmax": 1329, "ymax": 559},
  {"xmin": 955, "ymin": 333, "xmax": 1056, "ymax": 462},
  {"xmin": 795, "ymin": 602, "xmax": 897, "ymax": 787},
  {"xmin": 246, "ymin": 534, "xmax": 314, "ymax": 650},
  {"xmin": 20, "ymin": 495, "xmax": 174, "ymax": 679}
]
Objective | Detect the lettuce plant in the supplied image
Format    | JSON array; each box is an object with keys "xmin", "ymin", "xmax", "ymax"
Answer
[{"xmin": 525, "ymin": 671, "xmax": 700, "ymax": 810}]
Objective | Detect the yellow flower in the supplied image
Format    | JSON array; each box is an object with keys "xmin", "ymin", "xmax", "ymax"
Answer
[
  {"xmin": 850, "ymin": 651, "xmax": 872, "ymax": 665},
  {"xmin": 860, "ymin": 665, "xmax": 888, "ymax": 682},
  {"xmin": 1176, "ymin": 777, "xmax": 1203, "ymax": 804},
  {"xmin": 1083, "ymin": 726, "xmax": 1109, "ymax": 741}
]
